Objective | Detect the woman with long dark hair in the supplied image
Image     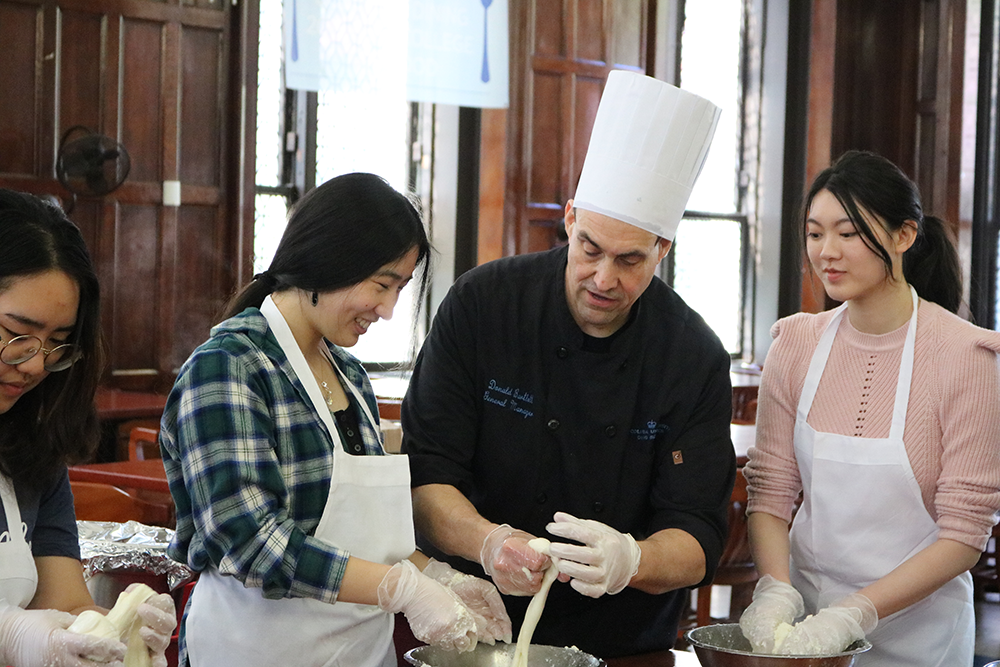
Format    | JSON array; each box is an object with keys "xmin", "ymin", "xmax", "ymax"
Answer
[
  {"xmin": 0, "ymin": 188, "xmax": 174, "ymax": 667},
  {"xmin": 740, "ymin": 151, "xmax": 1000, "ymax": 665},
  {"xmin": 160, "ymin": 173, "xmax": 509, "ymax": 667}
]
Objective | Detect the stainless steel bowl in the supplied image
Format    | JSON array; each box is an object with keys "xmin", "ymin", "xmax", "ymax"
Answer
[
  {"xmin": 685, "ymin": 624, "xmax": 871, "ymax": 667},
  {"xmin": 404, "ymin": 643, "xmax": 605, "ymax": 667}
]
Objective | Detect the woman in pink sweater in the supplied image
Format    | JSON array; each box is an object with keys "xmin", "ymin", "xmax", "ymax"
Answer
[{"xmin": 740, "ymin": 150, "xmax": 1000, "ymax": 666}]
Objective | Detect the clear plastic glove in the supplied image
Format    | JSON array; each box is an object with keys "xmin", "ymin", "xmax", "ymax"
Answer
[
  {"xmin": 0, "ymin": 601, "xmax": 126, "ymax": 667},
  {"xmin": 544, "ymin": 511, "xmax": 641, "ymax": 598},
  {"xmin": 378, "ymin": 559, "xmax": 478, "ymax": 653},
  {"xmin": 479, "ymin": 524, "xmax": 549, "ymax": 596},
  {"xmin": 129, "ymin": 585, "xmax": 176, "ymax": 667},
  {"xmin": 739, "ymin": 575, "xmax": 806, "ymax": 653},
  {"xmin": 423, "ymin": 558, "xmax": 512, "ymax": 644},
  {"xmin": 777, "ymin": 593, "xmax": 878, "ymax": 656}
]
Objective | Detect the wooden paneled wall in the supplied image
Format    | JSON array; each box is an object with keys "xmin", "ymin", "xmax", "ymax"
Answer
[
  {"xmin": 0, "ymin": 0, "xmax": 254, "ymax": 392},
  {"xmin": 799, "ymin": 0, "xmax": 966, "ymax": 313},
  {"xmin": 501, "ymin": 0, "xmax": 654, "ymax": 256}
]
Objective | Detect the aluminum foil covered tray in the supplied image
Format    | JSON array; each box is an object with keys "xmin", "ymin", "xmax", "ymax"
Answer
[{"xmin": 78, "ymin": 520, "xmax": 194, "ymax": 591}]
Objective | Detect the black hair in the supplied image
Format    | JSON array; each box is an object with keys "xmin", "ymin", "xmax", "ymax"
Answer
[
  {"xmin": 223, "ymin": 173, "xmax": 432, "ymax": 352},
  {"xmin": 0, "ymin": 188, "xmax": 104, "ymax": 486},
  {"xmin": 804, "ymin": 150, "xmax": 962, "ymax": 313}
]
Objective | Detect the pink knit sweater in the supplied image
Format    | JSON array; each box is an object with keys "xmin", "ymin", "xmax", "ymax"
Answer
[{"xmin": 745, "ymin": 298, "xmax": 1000, "ymax": 550}]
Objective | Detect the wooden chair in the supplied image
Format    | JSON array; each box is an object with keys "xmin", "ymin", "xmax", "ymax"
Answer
[
  {"xmin": 70, "ymin": 480, "xmax": 171, "ymax": 525},
  {"xmin": 694, "ymin": 467, "xmax": 759, "ymax": 627},
  {"xmin": 128, "ymin": 426, "xmax": 161, "ymax": 461}
]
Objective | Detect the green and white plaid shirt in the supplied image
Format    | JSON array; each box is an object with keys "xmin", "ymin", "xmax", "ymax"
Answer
[{"xmin": 160, "ymin": 307, "xmax": 385, "ymax": 604}]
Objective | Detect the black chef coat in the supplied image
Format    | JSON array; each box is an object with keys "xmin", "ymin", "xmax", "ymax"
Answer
[{"xmin": 402, "ymin": 246, "xmax": 736, "ymax": 658}]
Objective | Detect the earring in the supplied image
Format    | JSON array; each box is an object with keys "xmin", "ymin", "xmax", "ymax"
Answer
[{"xmin": 311, "ymin": 291, "xmax": 319, "ymax": 306}]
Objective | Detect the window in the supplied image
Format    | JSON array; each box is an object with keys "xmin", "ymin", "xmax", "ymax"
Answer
[
  {"xmin": 668, "ymin": 0, "xmax": 747, "ymax": 356},
  {"xmin": 254, "ymin": 0, "xmax": 428, "ymax": 366}
]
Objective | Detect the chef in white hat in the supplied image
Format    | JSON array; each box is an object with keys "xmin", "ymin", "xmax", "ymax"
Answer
[{"xmin": 403, "ymin": 70, "xmax": 736, "ymax": 659}]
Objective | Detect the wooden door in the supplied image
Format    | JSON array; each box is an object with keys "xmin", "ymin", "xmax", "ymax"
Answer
[
  {"xmin": 0, "ymin": 0, "xmax": 254, "ymax": 392},
  {"xmin": 502, "ymin": 0, "xmax": 655, "ymax": 256}
]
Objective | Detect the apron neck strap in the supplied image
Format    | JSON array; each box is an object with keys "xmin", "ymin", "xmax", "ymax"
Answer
[{"xmin": 797, "ymin": 286, "xmax": 918, "ymax": 439}]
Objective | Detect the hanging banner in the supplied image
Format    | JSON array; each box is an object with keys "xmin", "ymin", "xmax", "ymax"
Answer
[
  {"xmin": 283, "ymin": 0, "xmax": 506, "ymax": 108},
  {"xmin": 283, "ymin": 0, "xmax": 408, "ymax": 93},
  {"xmin": 406, "ymin": 0, "xmax": 509, "ymax": 108}
]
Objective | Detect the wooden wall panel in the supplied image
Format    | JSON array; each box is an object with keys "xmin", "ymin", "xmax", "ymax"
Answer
[
  {"xmin": 171, "ymin": 205, "xmax": 223, "ymax": 369},
  {"xmin": 831, "ymin": 0, "xmax": 920, "ymax": 172},
  {"xmin": 179, "ymin": 26, "xmax": 222, "ymax": 186},
  {"xmin": 502, "ymin": 0, "xmax": 653, "ymax": 256},
  {"xmin": 572, "ymin": 76, "xmax": 603, "ymax": 188},
  {"xmin": 534, "ymin": 1, "xmax": 564, "ymax": 56},
  {"xmin": 577, "ymin": 0, "xmax": 605, "ymax": 61},
  {"xmin": 0, "ymin": 3, "xmax": 41, "ymax": 175},
  {"xmin": 0, "ymin": 0, "xmax": 249, "ymax": 395},
  {"xmin": 529, "ymin": 73, "xmax": 563, "ymax": 206},
  {"xmin": 111, "ymin": 203, "xmax": 159, "ymax": 370},
  {"xmin": 58, "ymin": 10, "xmax": 104, "ymax": 137},
  {"xmin": 121, "ymin": 18, "xmax": 165, "ymax": 183}
]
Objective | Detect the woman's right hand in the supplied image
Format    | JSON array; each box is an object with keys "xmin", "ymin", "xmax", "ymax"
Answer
[
  {"xmin": 739, "ymin": 575, "xmax": 805, "ymax": 653},
  {"xmin": 378, "ymin": 559, "xmax": 478, "ymax": 652},
  {"xmin": 0, "ymin": 602, "xmax": 126, "ymax": 667}
]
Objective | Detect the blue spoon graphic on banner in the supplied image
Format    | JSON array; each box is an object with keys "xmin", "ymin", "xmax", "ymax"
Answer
[{"xmin": 481, "ymin": 0, "xmax": 492, "ymax": 82}]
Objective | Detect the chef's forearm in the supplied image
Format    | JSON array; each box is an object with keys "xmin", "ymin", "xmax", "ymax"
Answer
[
  {"xmin": 629, "ymin": 528, "xmax": 706, "ymax": 594},
  {"xmin": 412, "ymin": 483, "xmax": 497, "ymax": 566}
]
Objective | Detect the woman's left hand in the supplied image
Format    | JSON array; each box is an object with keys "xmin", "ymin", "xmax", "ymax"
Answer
[
  {"xmin": 128, "ymin": 586, "xmax": 176, "ymax": 667},
  {"xmin": 777, "ymin": 593, "xmax": 877, "ymax": 656},
  {"xmin": 423, "ymin": 559, "xmax": 512, "ymax": 644}
]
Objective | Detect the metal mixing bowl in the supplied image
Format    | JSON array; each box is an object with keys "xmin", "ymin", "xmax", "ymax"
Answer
[
  {"xmin": 685, "ymin": 624, "xmax": 871, "ymax": 667},
  {"xmin": 404, "ymin": 643, "xmax": 605, "ymax": 667}
]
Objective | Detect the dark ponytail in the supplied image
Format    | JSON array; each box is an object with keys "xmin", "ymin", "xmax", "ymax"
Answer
[
  {"xmin": 805, "ymin": 150, "xmax": 962, "ymax": 313},
  {"xmin": 902, "ymin": 215, "xmax": 961, "ymax": 314}
]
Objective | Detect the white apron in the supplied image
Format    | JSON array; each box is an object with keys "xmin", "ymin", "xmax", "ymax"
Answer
[
  {"xmin": 788, "ymin": 287, "xmax": 974, "ymax": 667},
  {"xmin": 0, "ymin": 474, "xmax": 37, "ymax": 607},
  {"xmin": 185, "ymin": 296, "xmax": 415, "ymax": 667}
]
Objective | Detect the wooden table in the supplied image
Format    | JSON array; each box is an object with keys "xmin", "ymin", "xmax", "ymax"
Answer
[
  {"xmin": 94, "ymin": 387, "xmax": 169, "ymax": 461},
  {"xmin": 95, "ymin": 387, "xmax": 168, "ymax": 421},
  {"xmin": 68, "ymin": 459, "xmax": 169, "ymax": 493}
]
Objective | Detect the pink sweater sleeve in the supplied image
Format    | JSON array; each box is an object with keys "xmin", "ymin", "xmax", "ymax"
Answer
[{"xmin": 743, "ymin": 312, "xmax": 828, "ymax": 522}]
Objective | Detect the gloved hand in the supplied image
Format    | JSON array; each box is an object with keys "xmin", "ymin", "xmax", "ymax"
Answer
[
  {"xmin": 378, "ymin": 559, "xmax": 478, "ymax": 653},
  {"xmin": 0, "ymin": 601, "xmax": 126, "ymax": 667},
  {"xmin": 479, "ymin": 524, "xmax": 549, "ymax": 596},
  {"xmin": 129, "ymin": 584, "xmax": 176, "ymax": 667},
  {"xmin": 544, "ymin": 512, "xmax": 641, "ymax": 597},
  {"xmin": 423, "ymin": 558, "xmax": 512, "ymax": 644},
  {"xmin": 739, "ymin": 575, "xmax": 805, "ymax": 653},
  {"xmin": 777, "ymin": 593, "xmax": 878, "ymax": 656}
]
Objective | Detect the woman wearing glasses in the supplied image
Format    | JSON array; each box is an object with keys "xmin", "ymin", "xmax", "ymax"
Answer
[{"xmin": 0, "ymin": 188, "xmax": 175, "ymax": 667}]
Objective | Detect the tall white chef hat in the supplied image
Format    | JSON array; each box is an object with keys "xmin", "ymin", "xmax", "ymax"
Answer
[{"xmin": 573, "ymin": 71, "xmax": 721, "ymax": 241}]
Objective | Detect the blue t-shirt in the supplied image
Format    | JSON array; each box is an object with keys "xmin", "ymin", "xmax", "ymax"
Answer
[{"xmin": 0, "ymin": 469, "xmax": 81, "ymax": 559}]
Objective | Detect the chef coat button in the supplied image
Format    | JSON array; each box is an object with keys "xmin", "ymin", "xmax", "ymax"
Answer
[
  {"xmin": 352, "ymin": 444, "xmax": 362, "ymax": 453},
  {"xmin": 346, "ymin": 429, "xmax": 355, "ymax": 437},
  {"xmin": 547, "ymin": 419, "xmax": 560, "ymax": 431},
  {"xmin": 556, "ymin": 346, "xmax": 569, "ymax": 359},
  {"xmin": 605, "ymin": 424, "xmax": 616, "ymax": 437},
  {"xmin": 619, "ymin": 360, "xmax": 628, "ymax": 371},
  {"xmin": 536, "ymin": 493, "xmax": 548, "ymax": 504},
  {"xmin": 592, "ymin": 502, "xmax": 604, "ymax": 513}
]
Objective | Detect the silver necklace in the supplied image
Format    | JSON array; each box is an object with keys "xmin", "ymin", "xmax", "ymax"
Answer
[{"xmin": 320, "ymin": 380, "xmax": 336, "ymax": 409}]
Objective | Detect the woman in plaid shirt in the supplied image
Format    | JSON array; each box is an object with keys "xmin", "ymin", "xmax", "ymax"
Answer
[{"xmin": 160, "ymin": 173, "xmax": 510, "ymax": 667}]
